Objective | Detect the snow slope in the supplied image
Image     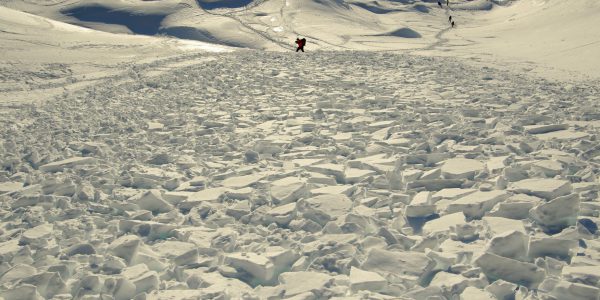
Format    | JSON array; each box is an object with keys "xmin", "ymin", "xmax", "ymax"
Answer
[
  {"xmin": 1, "ymin": 1, "xmax": 600, "ymax": 299},
  {"xmin": 0, "ymin": 6, "xmax": 229, "ymax": 104},
  {"xmin": 3, "ymin": 0, "xmax": 599, "ymax": 79}
]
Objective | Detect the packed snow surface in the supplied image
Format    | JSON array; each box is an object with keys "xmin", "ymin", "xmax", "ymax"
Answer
[{"xmin": 1, "ymin": 0, "xmax": 600, "ymax": 299}]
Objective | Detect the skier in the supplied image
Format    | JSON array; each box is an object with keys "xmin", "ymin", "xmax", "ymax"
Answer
[
  {"xmin": 295, "ymin": 38, "xmax": 306, "ymax": 52},
  {"xmin": 451, "ymin": 21, "xmax": 455, "ymax": 28},
  {"xmin": 449, "ymin": 16, "xmax": 452, "ymax": 23},
  {"xmin": 447, "ymin": 0, "xmax": 449, "ymax": 6},
  {"xmin": 437, "ymin": 1, "xmax": 442, "ymax": 8}
]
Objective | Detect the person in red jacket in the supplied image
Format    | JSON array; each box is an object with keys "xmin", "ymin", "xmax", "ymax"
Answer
[{"xmin": 295, "ymin": 38, "xmax": 306, "ymax": 52}]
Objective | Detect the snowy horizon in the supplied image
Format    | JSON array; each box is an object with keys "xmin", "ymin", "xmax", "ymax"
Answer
[{"xmin": 1, "ymin": 0, "xmax": 599, "ymax": 299}]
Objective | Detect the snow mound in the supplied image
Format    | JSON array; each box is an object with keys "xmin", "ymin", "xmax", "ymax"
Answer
[{"xmin": 386, "ymin": 27, "xmax": 422, "ymax": 38}]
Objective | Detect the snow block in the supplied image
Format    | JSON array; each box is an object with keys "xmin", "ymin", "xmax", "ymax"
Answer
[{"xmin": 475, "ymin": 252, "xmax": 545, "ymax": 288}]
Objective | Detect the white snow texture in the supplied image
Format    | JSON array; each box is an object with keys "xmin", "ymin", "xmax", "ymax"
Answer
[{"xmin": 0, "ymin": 0, "xmax": 599, "ymax": 299}]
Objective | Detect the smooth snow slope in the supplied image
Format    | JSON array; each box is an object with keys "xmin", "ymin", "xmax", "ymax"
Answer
[
  {"xmin": 0, "ymin": 6, "xmax": 230, "ymax": 104},
  {"xmin": 2, "ymin": 0, "xmax": 599, "ymax": 80},
  {"xmin": 433, "ymin": 0, "xmax": 600, "ymax": 80}
]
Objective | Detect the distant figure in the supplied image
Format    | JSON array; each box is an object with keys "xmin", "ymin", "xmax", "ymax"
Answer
[
  {"xmin": 449, "ymin": 16, "xmax": 452, "ymax": 23},
  {"xmin": 447, "ymin": 0, "xmax": 449, "ymax": 6},
  {"xmin": 451, "ymin": 21, "xmax": 455, "ymax": 28},
  {"xmin": 295, "ymin": 38, "xmax": 306, "ymax": 52},
  {"xmin": 437, "ymin": 1, "xmax": 442, "ymax": 8}
]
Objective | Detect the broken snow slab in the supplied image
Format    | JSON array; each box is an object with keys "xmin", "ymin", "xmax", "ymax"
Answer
[
  {"xmin": 524, "ymin": 124, "xmax": 568, "ymax": 134},
  {"xmin": 39, "ymin": 157, "xmax": 96, "ymax": 172},
  {"xmin": 509, "ymin": 178, "xmax": 572, "ymax": 200},
  {"xmin": 179, "ymin": 187, "xmax": 230, "ymax": 209},
  {"xmin": 482, "ymin": 216, "xmax": 526, "ymax": 236},
  {"xmin": 441, "ymin": 158, "xmax": 485, "ymax": 180},
  {"xmin": 0, "ymin": 181, "xmax": 23, "ymax": 194},
  {"xmin": 446, "ymin": 191, "xmax": 509, "ymax": 219},
  {"xmin": 535, "ymin": 130, "xmax": 589, "ymax": 141},
  {"xmin": 345, "ymin": 168, "xmax": 377, "ymax": 184},
  {"xmin": 278, "ymin": 272, "xmax": 333, "ymax": 298},
  {"xmin": 270, "ymin": 177, "xmax": 307, "ymax": 205},
  {"xmin": 475, "ymin": 252, "xmax": 545, "ymax": 288},
  {"xmin": 349, "ymin": 267, "xmax": 387, "ymax": 292},
  {"xmin": 305, "ymin": 163, "xmax": 345, "ymax": 183},
  {"xmin": 361, "ymin": 248, "xmax": 434, "ymax": 285},
  {"xmin": 301, "ymin": 194, "xmax": 353, "ymax": 219},
  {"xmin": 221, "ymin": 172, "xmax": 269, "ymax": 188},
  {"xmin": 310, "ymin": 185, "xmax": 356, "ymax": 196},
  {"xmin": 432, "ymin": 188, "xmax": 477, "ymax": 202},
  {"xmin": 422, "ymin": 212, "xmax": 467, "ymax": 235}
]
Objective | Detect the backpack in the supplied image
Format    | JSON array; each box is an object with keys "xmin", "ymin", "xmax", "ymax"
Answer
[{"xmin": 301, "ymin": 38, "xmax": 306, "ymax": 46}]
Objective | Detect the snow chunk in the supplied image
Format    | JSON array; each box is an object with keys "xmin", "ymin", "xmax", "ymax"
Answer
[
  {"xmin": 221, "ymin": 172, "xmax": 268, "ymax": 188},
  {"xmin": 446, "ymin": 190, "xmax": 509, "ymax": 219},
  {"xmin": 524, "ymin": 124, "xmax": 568, "ymax": 134},
  {"xmin": 530, "ymin": 193, "xmax": 580, "ymax": 232},
  {"xmin": 270, "ymin": 178, "xmax": 307, "ymax": 205},
  {"xmin": 278, "ymin": 272, "xmax": 333, "ymax": 298},
  {"xmin": 422, "ymin": 212, "xmax": 466, "ymax": 235},
  {"xmin": 300, "ymin": 194, "xmax": 353, "ymax": 224},
  {"xmin": 134, "ymin": 190, "xmax": 173, "ymax": 213},
  {"xmin": 441, "ymin": 158, "xmax": 485, "ymax": 180},
  {"xmin": 528, "ymin": 237, "xmax": 577, "ymax": 260},
  {"xmin": 349, "ymin": 267, "xmax": 387, "ymax": 292},
  {"xmin": 225, "ymin": 252, "xmax": 275, "ymax": 282},
  {"xmin": 475, "ymin": 252, "xmax": 545, "ymax": 288},
  {"xmin": 305, "ymin": 163, "xmax": 345, "ymax": 183},
  {"xmin": 482, "ymin": 216, "xmax": 526, "ymax": 236},
  {"xmin": 562, "ymin": 266, "xmax": 600, "ymax": 287},
  {"xmin": 510, "ymin": 178, "xmax": 572, "ymax": 200},
  {"xmin": 361, "ymin": 248, "xmax": 434, "ymax": 285},
  {"xmin": 485, "ymin": 230, "xmax": 528, "ymax": 261},
  {"xmin": 20, "ymin": 224, "xmax": 53, "ymax": 248},
  {"xmin": 461, "ymin": 287, "xmax": 496, "ymax": 300},
  {"xmin": 39, "ymin": 157, "xmax": 96, "ymax": 172}
]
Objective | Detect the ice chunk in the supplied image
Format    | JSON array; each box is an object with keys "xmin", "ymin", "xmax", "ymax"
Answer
[
  {"xmin": 510, "ymin": 178, "xmax": 572, "ymax": 200},
  {"xmin": 562, "ymin": 266, "xmax": 600, "ymax": 287}
]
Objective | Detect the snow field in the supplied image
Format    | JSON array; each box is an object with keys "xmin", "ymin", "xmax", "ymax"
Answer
[{"xmin": 0, "ymin": 50, "xmax": 599, "ymax": 299}]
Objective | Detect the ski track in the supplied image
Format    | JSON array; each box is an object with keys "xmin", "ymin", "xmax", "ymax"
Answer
[{"xmin": 1, "ymin": 50, "xmax": 600, "ymax": 298}]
